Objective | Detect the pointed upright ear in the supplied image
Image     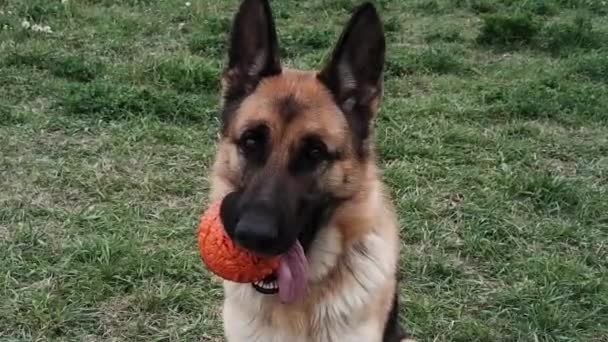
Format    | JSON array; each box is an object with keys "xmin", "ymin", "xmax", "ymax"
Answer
[
  {"xmin": 317, "ymin": 3, "xmax": 385, "ymax": 158},
  {"xmin": 222, "ymin": 0, "xmax": 281, "ymax": 105}
]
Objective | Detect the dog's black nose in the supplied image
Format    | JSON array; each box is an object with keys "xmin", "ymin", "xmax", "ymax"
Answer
[{"xmin": 234, "ymin": 208, "xmax": 280, "ymax": 255}]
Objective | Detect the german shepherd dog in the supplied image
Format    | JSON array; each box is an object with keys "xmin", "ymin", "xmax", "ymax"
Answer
[{"xmin": 208, "ymin": 0, "xmax": 411, "ymax": 341}]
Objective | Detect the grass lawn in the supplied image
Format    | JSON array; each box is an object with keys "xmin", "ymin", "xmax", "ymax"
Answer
[{"xmin": 1, "ymin": 0, "xmax": 607, "ymax": 340}]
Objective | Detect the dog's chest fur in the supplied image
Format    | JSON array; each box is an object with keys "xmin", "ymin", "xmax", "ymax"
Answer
[{"xmin": 222, "ymin": 207, "xmax": 400, "ymax": 342}]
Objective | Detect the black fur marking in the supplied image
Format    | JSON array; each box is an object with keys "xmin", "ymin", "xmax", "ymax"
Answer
[
  {"xmin": 317, "ymin": 2, "xmax": 385, "ymax": 160},
  {"xmin": 221, "ymin": 0, "xmax": 282, "ymax": 133},
  {"xmin": 382, "ymin": 287, "xmax": 408, "ymax": 342},
  {"xmin": 297, "ymin": 194, "xmax": 342, "ymax": 254},
  {"xmin": 226, "ymin": 0, "xmax": 280, "ymax": 77},
  {"xmin": 276, "ymin": 94, "xmax": 305, "ymax": 123}
]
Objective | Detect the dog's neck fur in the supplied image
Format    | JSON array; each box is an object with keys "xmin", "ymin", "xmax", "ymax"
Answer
[{"xmin": 220, "ymin": 164, "xmax": 401, "ymax": 342}]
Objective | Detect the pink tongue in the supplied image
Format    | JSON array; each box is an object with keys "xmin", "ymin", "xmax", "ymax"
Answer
[{"xmin": 276, "ymin": 241, "xmax": 308, "ymax": 303}]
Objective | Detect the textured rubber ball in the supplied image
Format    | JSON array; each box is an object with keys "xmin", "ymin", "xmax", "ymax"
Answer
[{"xmin": 196, "ymin": 201, "xmax": 280, "ymax": 283}]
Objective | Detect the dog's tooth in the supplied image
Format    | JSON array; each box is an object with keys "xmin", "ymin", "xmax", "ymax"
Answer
[{"xmin": 270, "ymin": 281, "xmax": 278, "ymax": 289}]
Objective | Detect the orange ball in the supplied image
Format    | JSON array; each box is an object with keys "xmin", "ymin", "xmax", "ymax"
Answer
[{"xmin": 196, "ymin": 200, "xmax": 280, "ymax": 283}]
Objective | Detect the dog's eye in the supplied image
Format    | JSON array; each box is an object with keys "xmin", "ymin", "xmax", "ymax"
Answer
[
  {"xmin": 307, "ymin": 146, "xmax": 324, "ymax": 162},
  {"xmin": 304, "ymin": 138, "xmax": 329, "ymax": 164},
  {"xmin": 242, "ymin": 137, "xmax": 258, "ymax": 150},
  {"xmin": 289, "ymin": 138, "xmax": 328, "ymax": 174},
  {"xmin": 239, "ymin": 134, "xmax": 261, "ymax": 153},
  {"xmin": 238, "ymin": 129, "xmax": 266, "ymax": 159}
]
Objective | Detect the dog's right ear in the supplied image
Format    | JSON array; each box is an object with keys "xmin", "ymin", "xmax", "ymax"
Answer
[{"xmin": 222, "ymin": 0, "xmax": 281, "ymax": 105}]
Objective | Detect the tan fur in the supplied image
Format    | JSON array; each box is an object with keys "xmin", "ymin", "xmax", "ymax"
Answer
[
  {"xmin": 210, "ymin": 69, "xmax": 363, "ymax": 204},
  {"xmin": 209, "ymin": 69, "xmax": 405, "ymax": 341}
]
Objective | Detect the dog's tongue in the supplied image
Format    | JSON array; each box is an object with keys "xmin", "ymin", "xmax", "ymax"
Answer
[{"xmin": 276, "ymin": 241, "xmax": 307, "ymax": 303}]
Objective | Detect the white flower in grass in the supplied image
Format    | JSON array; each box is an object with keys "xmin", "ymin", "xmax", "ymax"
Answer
[
  {"xmin": 31, "ymin": 24, "xmax": 53, "ymax": 34},
  {"xmin": 178, "ymin": 22, "xmax": 186, "ymax": 31},
  {"xmin": 185, "ymin": 2, "xmax": 191, "ymax": 7},
  {"xmin": 21, "ymin": 20, "xmax": 31, "ymax": 29}
]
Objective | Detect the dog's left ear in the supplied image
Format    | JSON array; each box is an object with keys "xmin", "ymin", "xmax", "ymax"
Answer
[
  {"xmin": 318, "ymin": 3, "xmax": 385, "ymax": 157},
  {"xmin": 222, "ymin": 0, "xmax": 281, "ymax": 104}
]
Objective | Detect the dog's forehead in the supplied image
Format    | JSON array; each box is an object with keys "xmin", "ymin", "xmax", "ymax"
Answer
[{"xmin": 232, "ymin": 69, "xmax": 347, "ymax": 146}]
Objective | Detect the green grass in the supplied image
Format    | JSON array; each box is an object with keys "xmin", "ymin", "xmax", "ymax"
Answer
[{"xmin": 1, "ymin": 0, "xmax": 607, "ymax": 341}]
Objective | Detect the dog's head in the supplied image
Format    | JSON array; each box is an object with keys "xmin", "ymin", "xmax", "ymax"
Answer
[{"xmin": 212, "ymin": 0, "xmax": 385, "ymax": 258}]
